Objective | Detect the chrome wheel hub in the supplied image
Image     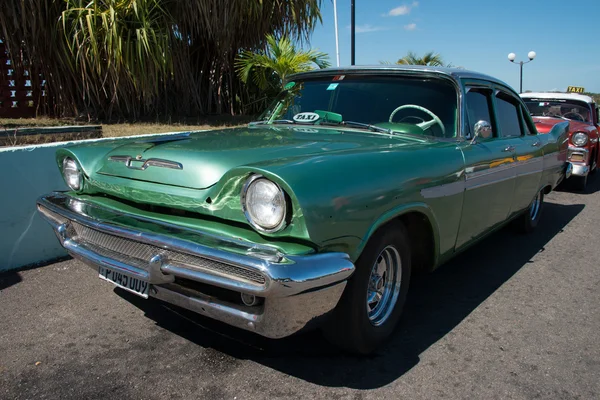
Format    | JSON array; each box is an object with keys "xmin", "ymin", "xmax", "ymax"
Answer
[
  {"xmin": 530, "ymin": 192, "xmax": 541, "ymax": 221},
  {"xmin": 367, "ymin": 245, "xmax": 402, "ymax": 326}
]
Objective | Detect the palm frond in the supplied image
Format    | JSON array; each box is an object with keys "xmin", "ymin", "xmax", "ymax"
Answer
[
  {"xmin": 235, "ymin": 33, "xmax": 330, "ymax": 91},
  {"xmin": 0, "ymin": 0, "xmax": 323, "ymax": 118},
  {"xmin": 396, "ymin": 51, "xmax": 447, "ymax": 67}
]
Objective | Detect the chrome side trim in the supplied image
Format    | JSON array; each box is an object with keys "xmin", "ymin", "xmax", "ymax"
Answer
[
  {"xmin": 108, "ymin": 156, "xmax": 183, "ymax": 170},
  {"xmin": 515, "ymin": 157, "xmax": 544, "ymax": 177},
  {"xmin": 421, "ymin": 155, "xmax": 546, "ymax": 198},
  {"xmin": 466, "ymin": 163, "xmax": 516, "ymax": 190},
  {"xmin": 420, "ymin": 180, "xmax": 465, "ymax": 198}
]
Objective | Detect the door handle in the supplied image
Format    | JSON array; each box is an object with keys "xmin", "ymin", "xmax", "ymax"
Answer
[
  {"xmin": 531, "ymin": 141, "xmax": 542, "ymax": 147},
  {"xmin": 502, "ymin": 145, "xmax": 515, "ymax": 152}
]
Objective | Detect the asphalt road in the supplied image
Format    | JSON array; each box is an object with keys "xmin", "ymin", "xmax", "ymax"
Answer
[{"xmin": 1, "ymin": 178, "xmax": 599, "ymax": 400}]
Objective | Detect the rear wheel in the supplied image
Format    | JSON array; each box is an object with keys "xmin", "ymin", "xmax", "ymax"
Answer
[
  {"xmin": 515, "ymin": 190, "xmax": 544, "ymax": 233},
  {"xmin": 323, "ymin": 222, "xmax": 412, "ymax": 355}
]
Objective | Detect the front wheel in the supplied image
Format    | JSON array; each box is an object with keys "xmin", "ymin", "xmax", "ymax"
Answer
[{"xmin": 323, "ymin": 222, "xmax": 412, "ymax": 354}]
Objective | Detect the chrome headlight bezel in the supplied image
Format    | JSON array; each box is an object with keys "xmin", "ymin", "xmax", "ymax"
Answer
[
  {"xmin": 572, "ymin": 132, "xmax": 589, "ymax": 147},
  {"xmin": 62, "ymin": 157, "xmax": 83, "ymax": 191},
  {"xmin": 241, "ymin": 175, "xmax": 288, "ymax": 233}
]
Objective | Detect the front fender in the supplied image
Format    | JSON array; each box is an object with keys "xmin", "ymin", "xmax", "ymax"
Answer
[
  {"xmin": 255, "ymin": 144, "xmax": 464, "ymax": 263},
  {"xmin": 352, "ymin": 202, "xmax": 441, "ymax": 264}
]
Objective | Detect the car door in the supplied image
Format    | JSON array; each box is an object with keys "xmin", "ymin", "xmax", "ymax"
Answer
[
  {"xmin": 495, "ymin": 91, "xmax": 543, "ymax": 216},
  {"xmin": 455, "ymin": 86, "xmax": 521, "ymax": 249}
]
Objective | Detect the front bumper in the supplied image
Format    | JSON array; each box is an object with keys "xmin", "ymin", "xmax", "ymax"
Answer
[
  {"xmin": 567, "ymin": 146, "xmax": 590, "ymax": 177},
  {"xmin": 37, "ymin": 192, "xmax": 355, "ymax": 338}
]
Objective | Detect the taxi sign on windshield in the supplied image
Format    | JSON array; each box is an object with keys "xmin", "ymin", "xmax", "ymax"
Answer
[{"xmin": 567, "ymin": 86, "xmax": 585, "ymax": 93}]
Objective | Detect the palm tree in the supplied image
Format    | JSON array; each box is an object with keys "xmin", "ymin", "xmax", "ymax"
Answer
[
  {"xmin": 0, "ymin": 0, "xmax": 323, "ymax": 118},
  {"xmin": 396, "ymin": 51, "xmax": 446, "ymax": 66},
  {"xmin": 235, "ymin": 34, "xmax": 330, "ymax": 92}
]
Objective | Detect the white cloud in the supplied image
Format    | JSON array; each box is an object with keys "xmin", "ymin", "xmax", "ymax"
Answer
[
  {"xmin": 388, "ymin": 5, "xmax": 410, "ymax": 16},
  {"xmin": 404, "ymin": 23, "xmax": 417, "ymax": 31},
  {"xmin": 348, "ymin": 24, "xmax": 387, "ymax": 33},
  {"xmin": 385, "ymin": 2, "xmax": 419, "ymax": 17}
]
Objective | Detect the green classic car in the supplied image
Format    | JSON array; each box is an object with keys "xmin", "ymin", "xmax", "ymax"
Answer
[{"xmin": 37, "ymin": 66, "xmax": 570, "ymax": 354}]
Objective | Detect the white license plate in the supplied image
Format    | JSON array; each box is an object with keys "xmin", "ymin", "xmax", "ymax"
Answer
[{"xmin": 98, "ymin": 266, "xmax": 149, "ymax": 298}]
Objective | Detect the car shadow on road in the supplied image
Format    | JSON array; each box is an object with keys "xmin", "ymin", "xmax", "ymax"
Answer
[
  {"xmin": 0, "ymin": 271, "xmax": 22, "ymax": 290},
  {"xmin": 117, "ymin": 200, "xmax": 583, "ymax": 390},
  {"xmin": 555, "ymin": 170, "xmax": 600, "ymax": 195}
]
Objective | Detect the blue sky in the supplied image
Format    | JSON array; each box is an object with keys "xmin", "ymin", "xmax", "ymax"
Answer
[{"xmin": 307, "ymin": 0, "xmax": 600, "ymax": 93}]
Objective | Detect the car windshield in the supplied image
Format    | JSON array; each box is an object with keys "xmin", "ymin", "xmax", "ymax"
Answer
[
  {"xmin": 255, "ymin": 75, "xmax": 458, "ymax": 138},
  {"xmin": 524, "ymin": 99, "xmax": 592, "ymax": 123}
]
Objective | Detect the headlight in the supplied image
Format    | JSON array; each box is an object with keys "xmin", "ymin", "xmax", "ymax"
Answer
[
  {"xmin": 62, "ymin": 157, "xmax": 83, "ymax": 191},
  {"xmin": 572, "ymin": 132, "xmax": 588, "ymax": 147},
  {"xmin": 242, "ymin": 176, "xmax": 287, "ymax": 232}
]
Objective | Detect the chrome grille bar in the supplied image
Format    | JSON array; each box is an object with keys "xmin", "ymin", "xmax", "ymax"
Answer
[{"xmin": 71, "ymin": 222, "xmax": 266, "ymax": 284}]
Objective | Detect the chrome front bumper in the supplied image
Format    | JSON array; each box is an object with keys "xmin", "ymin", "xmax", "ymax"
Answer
[
  {"xmin": 37, "ymin": 193, "xmax": 355, "ymax": 338},
  {"xmin": 567, "ymin": 146, "xmax": 590, "ymax": 177},
  {"xmin": 571, "ymin": 163, "xmax": 590, "ymax": 177}
]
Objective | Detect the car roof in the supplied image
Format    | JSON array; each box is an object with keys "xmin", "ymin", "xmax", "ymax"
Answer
[
  {"xmin": 520, "ymin": 92, "xmax": 594, "ymax": 104},
  {"xmin": 288, "ymin": 65, "xmax": 514, "ymax": 91}
]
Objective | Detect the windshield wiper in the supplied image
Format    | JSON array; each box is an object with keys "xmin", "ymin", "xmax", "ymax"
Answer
[
  {"xmin": 319, "ymin": 120, "xmax": 392, "ymax": 135},
  {"xmin": 249, "ymin": 119, "xmax": 295, "ymax": 126}
]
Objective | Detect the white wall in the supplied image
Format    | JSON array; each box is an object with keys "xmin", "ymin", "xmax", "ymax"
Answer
[{"xmin": 0, "ymin": 130, "xmax": 197, "ymax": 272}]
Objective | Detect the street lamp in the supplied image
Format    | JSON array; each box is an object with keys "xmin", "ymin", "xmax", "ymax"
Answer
[{"xmin": 507, "ymin": 51, "xmax": 536, "ymax": 93}]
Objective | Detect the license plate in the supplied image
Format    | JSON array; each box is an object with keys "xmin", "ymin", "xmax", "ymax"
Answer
[{"xmin": 98, "ymin": 266, "xmax": 149, "ymax": 298}]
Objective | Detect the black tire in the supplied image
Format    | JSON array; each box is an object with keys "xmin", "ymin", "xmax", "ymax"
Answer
[
  {"xmin": 569, "ymin": 174, "xmax": 588, "ymax": 191},
  {"xmin": 515, "ymin": 190, "xmax": 544, "ymax": 233},
  {"xmin": 323, "ymin": 222, "xmax": 412, "ymax": 355}
]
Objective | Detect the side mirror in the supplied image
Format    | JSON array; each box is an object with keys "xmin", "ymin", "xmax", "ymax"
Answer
[{"xmin": 471, "ymin": 120, "xmax": 492, "ymax": 144}]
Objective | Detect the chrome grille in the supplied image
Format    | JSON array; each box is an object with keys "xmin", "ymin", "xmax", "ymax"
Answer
[
  {"xmin": 73, "ymin": 223, "xmax": 157, "ymax": 261},
  {"xmin": 83, "ymin": 241, "xmax": 153, "ymax": 271},
  {"xmin": 166, "ymin": 251, "xmax": 266, "ymax": 284},
  {"xmin": 71, "ymin": 222, "xmax": 266, "ymax": 284}
]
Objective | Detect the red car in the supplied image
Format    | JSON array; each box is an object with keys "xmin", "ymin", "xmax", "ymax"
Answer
[{"xmin": 521, "ymin": 92, "xmax": 600, "ymax": 190}]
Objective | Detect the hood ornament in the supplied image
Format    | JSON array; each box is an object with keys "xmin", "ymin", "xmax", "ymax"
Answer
[{"xmin": 108, "ymin": 155, "xmax": 183, "ymax": 171}]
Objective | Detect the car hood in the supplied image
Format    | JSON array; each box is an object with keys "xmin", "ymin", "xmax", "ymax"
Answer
[
  {"xmin": 95, "ymin": 126, "xmax": 425, "ymax": 189},
  {"xmin": 532, "ymin": 117, "xmax": 591, "ymax": 134}
]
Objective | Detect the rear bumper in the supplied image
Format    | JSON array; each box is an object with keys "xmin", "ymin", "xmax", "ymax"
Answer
[{"xmin": 37, "ymin": 192, "xmax": 355, "ymax": 338}]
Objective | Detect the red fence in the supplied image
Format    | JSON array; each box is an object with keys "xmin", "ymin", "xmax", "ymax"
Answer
[{"xmin": 0, "ymin": 39, "xmax": 46, "ymax": 118}]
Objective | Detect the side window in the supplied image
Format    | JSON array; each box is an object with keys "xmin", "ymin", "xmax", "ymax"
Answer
[
  {"xmin": 495, "ymin": 92, "xmax": 523, "ymax": 138},
  {"xmin": 465, "ymin": 88, "xmax": 494, "ymax": 138},
  {"xmin": 519, "ymin": 105, "xmax": 536, "ymax": 135}
]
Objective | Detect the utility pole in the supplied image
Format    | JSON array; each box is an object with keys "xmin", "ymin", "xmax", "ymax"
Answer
[
  {"xmin": 350, "ymin": 0, "xmax": 355, "ymax": 65},
  {"xmin": 333, "ymin": 0, "xmax": 340, "ymax": 67}
]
